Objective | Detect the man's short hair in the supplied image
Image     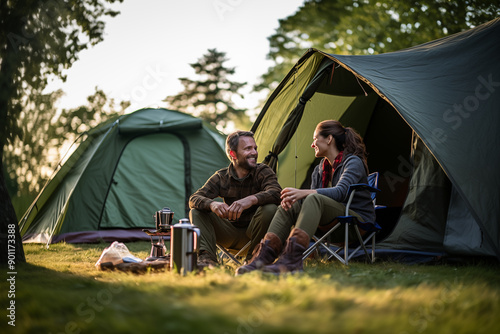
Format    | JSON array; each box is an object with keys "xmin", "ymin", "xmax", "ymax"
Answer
[{"xmin": 225, "ymin": 130, "xmax": 254, "ymax": 161}]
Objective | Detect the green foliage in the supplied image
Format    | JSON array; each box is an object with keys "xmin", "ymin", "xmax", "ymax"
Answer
[
  {"xmin": 4, "ymin": 88, "xmax": 128, "ymax": 206},
  {"xmin": 256, "ymin": 0, "xmax": 500, "ymax": 91},
  {"xmin": 0, "ymin": 0, "xmax": 123, "ymax": 263},
  {"xmin": 3, "ymin": 89, "xmax": 63, "ymax": 198},
  {"xmin": 165, "ymin": 48, "xmax": 249, "ymax": 133},
  {"xmin": 0, "ymin": 0, "xmax": 123, "ymax": 146},
  {"xmin": 54, "ymin": 88, "xmax": 130, "ymax": 137},
  {"xmin": 4, "ymin": 242, "xmax": 500, "ymax": 334}
]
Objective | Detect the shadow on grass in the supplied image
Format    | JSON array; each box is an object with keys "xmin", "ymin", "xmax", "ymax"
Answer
[
  {"xmin": 303, "ymin": 257, "xmax": 500, "ymax": 290},
  {"xmin": 3, "ymin": 261, "xmax": 298, "ymax": 334},
  {"xmin": 6, "ymin": 242, "xmax": 499, "ymax": 334}
]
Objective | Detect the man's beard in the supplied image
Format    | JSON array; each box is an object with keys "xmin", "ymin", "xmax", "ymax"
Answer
[{"xmin": 236, "ymin": 155, "xmax": 257, "ymax": 170}]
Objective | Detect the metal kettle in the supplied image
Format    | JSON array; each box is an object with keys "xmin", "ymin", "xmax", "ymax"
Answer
[{"xmin": 154, "ymin": 207, "xmax": 174, "ymax": 231}]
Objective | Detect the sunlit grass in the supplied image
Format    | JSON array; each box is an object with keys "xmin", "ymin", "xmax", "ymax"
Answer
[{"xmin": 1, "ymin": 242, "xmax": 499, "ymax": 334}]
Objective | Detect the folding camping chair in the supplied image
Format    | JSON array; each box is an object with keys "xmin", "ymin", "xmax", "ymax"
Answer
[
  {"xmin": 216, "ymin": 241, "xmax": 251, "ymax": 266},
  {"xmin": 302, "ymin": 172, "xmax": 382, "ymax": 265}
]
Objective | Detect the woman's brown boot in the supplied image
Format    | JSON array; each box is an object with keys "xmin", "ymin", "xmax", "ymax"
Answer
[
  {"xmin": 235, "ymin": 233, "xmax": 282, "ymax": 276},
  {"xmin": 262, "ymin": 228, "xmax": 309, "ymax": 275}
]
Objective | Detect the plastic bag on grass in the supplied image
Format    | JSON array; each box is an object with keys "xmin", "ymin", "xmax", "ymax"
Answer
[{"xmin": 95, "ymin": 241, "xmax": 143, "ymax": 270}]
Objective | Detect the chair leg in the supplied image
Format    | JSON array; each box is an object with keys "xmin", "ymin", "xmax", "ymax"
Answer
[
  {"xmin": 303, "ymin": 221, "xmax": 379, "ymax": 266},
  {"xmin": 234, "ymin": 241, "xmax": 251, "ymax": 259},
  {"xmin": 371, "ymin": 235, "xmax": 376, "ymax": 263},
  {"xmin": 344, "ymin": 223, "xmax": 349, "ymax": 265},
  {"xmin": 321, "ymin": 242, "xmax": 346, "ymax": 264},
  {"xmin": 217, "ymin": 244, "xmax": 241, "ymax": 266},
  {"xmin": 216, "ymin": 241, "xmax": 251, "ymax": 266},
  {"xmin": 302, "ymin": 223, "xmax": 342, "ymax": 261},
  {"xmin": 346, "ymin": 230, "xmax": 377, "ymax": 264},
  {"xmin": 354, "ymin": 225, "xmax": 371, "ymax": 261}
]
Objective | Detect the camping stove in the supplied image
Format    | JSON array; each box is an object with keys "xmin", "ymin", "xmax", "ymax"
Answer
[{"xmin": 142, "ymin": 207, "xmax": 174, "ymax": 260}]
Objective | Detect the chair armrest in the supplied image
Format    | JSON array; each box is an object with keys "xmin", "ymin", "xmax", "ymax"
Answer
[
  {"xmin": 357, "ymin": 220, "xmax": 382, "ymax": 232},
  {"xmin": 344, "ymin": 183, "xmax": 380, "ymax": 215},
  {"xmin": 347, "ymin": 183, "xmax": 380, "ymax": 194}
]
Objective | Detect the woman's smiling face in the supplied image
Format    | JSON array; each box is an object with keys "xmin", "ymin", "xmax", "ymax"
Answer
[{"xmin": 311, "ymin": 129, "xmax": 330, "ymax": 158}]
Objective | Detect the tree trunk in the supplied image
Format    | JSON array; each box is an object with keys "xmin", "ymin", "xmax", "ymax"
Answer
[
  {"xmin": 0, "ymin": 144, "xmax": 26, "ymax": 264},
  {"xmin": 0, "ymin": 7, "xmax": 26, "ymax": 264}
]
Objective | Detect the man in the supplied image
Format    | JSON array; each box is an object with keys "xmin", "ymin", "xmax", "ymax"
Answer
[{"xmin": 189, "ymin": 130, "xmax": 282, "ymax": 267}]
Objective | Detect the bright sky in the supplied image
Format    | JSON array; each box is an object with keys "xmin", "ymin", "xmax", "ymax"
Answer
[{"xmin": 45, "ymin": 0, "xmax": 305, "ymax": 117}]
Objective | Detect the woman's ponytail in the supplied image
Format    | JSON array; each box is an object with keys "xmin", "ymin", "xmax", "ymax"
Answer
[{"xmin": 344, "ymin": 127, "xmax": 369, "ymax": 173}]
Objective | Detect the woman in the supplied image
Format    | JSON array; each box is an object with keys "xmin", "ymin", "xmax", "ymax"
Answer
[{"xmin": 236, "ymin": 120, "xmax": 375, "ymax": 275}]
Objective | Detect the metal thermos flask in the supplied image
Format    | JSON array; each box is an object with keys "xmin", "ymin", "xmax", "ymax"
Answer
[{"xmin": 170, "ymin": 218, "xmax": 200, "ymax": 275}]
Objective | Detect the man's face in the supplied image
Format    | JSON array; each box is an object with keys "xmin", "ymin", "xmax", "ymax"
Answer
[{"xmin": 232, "ymin": 136, "xmax": 258, "ymax": 170}]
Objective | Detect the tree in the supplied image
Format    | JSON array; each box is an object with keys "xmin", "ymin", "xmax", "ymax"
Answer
[
  {"xmin": 0, "ymin": 0, "xmax": 123, "ymax": 263},
  {"xmin": 51, "ymin": 88, "xmax": 129, "ymax": 145},
  {"xmin": 3, "ymin": 90, "xmax": 64, "ymax": 204},
  {"xmin": 256, "ymin": 0, "xmax": 500, "ymax": 92},
  {"xmin": 165, "ymin": 48, "xmax": 249, "ymax": 132},
  {"xmin": 4, "ymin": 88, "xmax": 128, "ymax": 217}
]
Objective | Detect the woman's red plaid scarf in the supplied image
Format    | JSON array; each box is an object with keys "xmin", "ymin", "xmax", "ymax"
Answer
[{"xmin": 321, "ymin": 151, "xmax": 343, "ymax": 188}]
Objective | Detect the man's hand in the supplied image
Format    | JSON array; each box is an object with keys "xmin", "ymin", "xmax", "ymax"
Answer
[
  {"xmin": 226, "ymin": 196, "xmax": 257, "ymax": 221},
  {"xmin": 210, "ymin": 195, "xmax": 258, "ymax": 221},
  {"xmin": 210, "ymin": 201, "xmax": 230, "ymax": 219}
]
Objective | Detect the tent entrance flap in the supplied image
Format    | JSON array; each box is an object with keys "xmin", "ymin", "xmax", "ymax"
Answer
[
  {"xmin": 100, "ymin": 133, "xmax": 186, "ymax": 230},
  {"xmin": 376, "ymin": 136, "xmax": 451, "ymax": 253},
  {"xmin": 444, "ymin": 186, "xmax": 496, "ymax": 256}
]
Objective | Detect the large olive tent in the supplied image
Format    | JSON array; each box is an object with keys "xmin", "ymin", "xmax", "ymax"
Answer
[
  {"xmin": 20, "ymin": 108, "xmax": 228, "ymax": 244},
  {"xmin": 251, "ymin": 18, "xmax": 500, "ymax": 260}
]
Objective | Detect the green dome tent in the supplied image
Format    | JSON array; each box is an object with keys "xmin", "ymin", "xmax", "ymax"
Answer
[
  {"xmin": 20, "ymin": 108, "xmax": 228, "ymax": 244},
  {"xmin": 251, "ymin": 19, "xmax": 500, "ymax": 261}
]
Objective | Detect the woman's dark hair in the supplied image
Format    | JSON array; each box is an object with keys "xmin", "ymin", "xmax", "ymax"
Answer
[
  {"xmin": 225, "ymin": 130, "xmax": 254, "ymax": 161},
  {"xmin": 316, "ymin": 120, "xmax": 369, "ymax": 172}
]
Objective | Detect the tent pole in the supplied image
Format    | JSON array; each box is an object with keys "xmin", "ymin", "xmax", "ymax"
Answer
[
  {"xmin": 44, "ymin": 120, "xmax": 120, "ymax": 248},
  {"xmin": 294, "ymin": 68, "xmax": 299, "ymax": 188},
  {"xmin": 19, "ymin": 132, "xmax": 88, "ymax": 233}
]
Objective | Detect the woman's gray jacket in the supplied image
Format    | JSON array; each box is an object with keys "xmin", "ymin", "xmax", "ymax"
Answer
[{"xmin": 310, "ymin": 154, "xmax": 376, "ymax": 223}]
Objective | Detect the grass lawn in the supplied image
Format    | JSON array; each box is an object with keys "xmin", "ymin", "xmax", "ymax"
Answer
[{"xmin": 2, "ymin": 241, "xmax": 499, "ymax": 334}]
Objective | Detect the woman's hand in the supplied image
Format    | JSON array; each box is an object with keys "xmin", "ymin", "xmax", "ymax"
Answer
[{"xmin": 280, "ymin": 188, "xmax": 316, "ymax": 211}]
